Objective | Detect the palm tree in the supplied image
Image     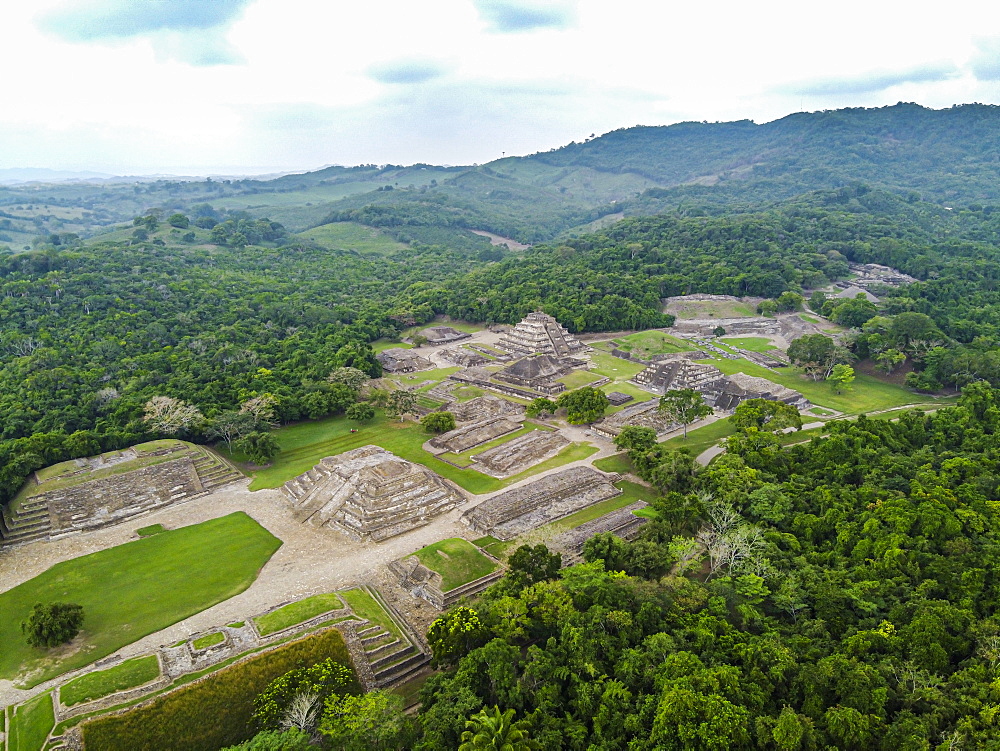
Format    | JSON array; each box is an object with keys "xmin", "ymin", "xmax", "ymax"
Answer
[{"xmin": 459, "ymin": 707, "xmax": 539, "ymax": 750}]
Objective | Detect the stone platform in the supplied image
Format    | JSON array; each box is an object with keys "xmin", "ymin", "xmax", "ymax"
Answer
[{"xmin": 470, "ymin": 430, "xmax": 569, "ymax": 478}]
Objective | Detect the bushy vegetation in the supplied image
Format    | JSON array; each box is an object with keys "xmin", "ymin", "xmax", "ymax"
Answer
[{"xmin": 81, "ymin": 629, "xmax": 357, "ymax": 751}]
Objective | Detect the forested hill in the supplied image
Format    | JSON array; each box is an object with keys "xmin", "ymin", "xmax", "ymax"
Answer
[{"xmin": 528, "ymin": 103, "xmax": 1000, "ymax": 204}]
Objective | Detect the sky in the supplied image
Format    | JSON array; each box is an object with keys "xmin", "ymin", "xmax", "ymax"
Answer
[{"xmin": 3, "ymin": 0, "xmax": 1000, "ymax": 176}]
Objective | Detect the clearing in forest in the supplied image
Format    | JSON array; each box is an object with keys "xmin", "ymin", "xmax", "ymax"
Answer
[{"xmin": 0, "ymin": 512, "xmax": 280, "ymax": 687}]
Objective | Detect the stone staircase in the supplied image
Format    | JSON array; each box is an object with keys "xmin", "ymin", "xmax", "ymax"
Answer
[
  {"xmin": 190, "ymin": 446, "xmax": 243, "ymax": 491},
  {"xmin": 356, "ymin": 587, "xmax": 430, "ymax": 688},
  {"xmin": 1, "ymin": 494, "xmax": 53, "ymax": 545}
]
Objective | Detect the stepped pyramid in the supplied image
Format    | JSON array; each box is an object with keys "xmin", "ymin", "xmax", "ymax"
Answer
[
  {"xmin": 281, "ymin": 446, "xmax": 464, "ymax": 541},
  {"xmin": 631, "ymin": 357, "xmax": 724, "ymax": 395},
  {"xmin": 496, "ymin": 312, "xmax": 585, "ymax": 357}
]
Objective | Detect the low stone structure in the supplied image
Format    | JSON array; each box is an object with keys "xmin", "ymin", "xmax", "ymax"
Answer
[
  {"xmin": 709, "ymin": 373, "xmax": 811, "ymax": 412},
  {"xmin": 449, "ymin": 367, "xmax": 542, "ymax": 401},
  {"xmin": 593, "ymin": 400, "xmax": 680, "ymax": 439},
  {"xmin": 832, "ymin": 285, "xmax": 879, "ymax": 303},
  {"xmin": 671, "ymin": 316, "xmax": 781, "ymax": 337},
  {"xmin": 606, "ymin": 391, "xmax": 634, "ymax": 406},
  {"xmin": 376, "ymin": 348, "xmax": 434, "ymax": 373},
  {"xmin": 471, "ymin": 430, "xmax": 570, "ymax": 478},
  {"xmin": 390, "ymin": 552, "xmax": 505, "ymax": 609},
  {"xmin": 419, "ymin": 326, "xmax": 471, "ymax": 345},
  {"xmin": 495, "ymin": 354, "xmax": 575, "ymax": 395},
  {"xmin": 438, "ymin": 347, "xmax": 490, "ymax": 367},
  {"xmin": 450, "ymin": 395, "xmax": 525, "ymax": 423},
  {"xmin": 632, "ymin": 356, "xmax": 725, "ymax": 395},
  {"xmin": 281, "ymin": 446, "xmax": 463, "ymax": 541},
  {"xmin": 1, "ymin": 443, "xmax": 242, "ymax": 546},
  {"xmin": 462, "ymin": 467, "xmax": 622, "ymax": 540},
  {"xmin": 429, "ymin": 417, "xmax": 522, "ymax": 453},
  {"xmin": 496, "ymin": 312, "xmax": 587, "ymax": 357},
  {"xmin": 551, "ymin": 501, "xmax": 650, "ymax": 566}
]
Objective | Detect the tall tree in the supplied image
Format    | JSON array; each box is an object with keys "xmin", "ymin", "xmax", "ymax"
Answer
[{"xmin": 658, "ymin": 389, "xmax": 712, "ymax": 438}]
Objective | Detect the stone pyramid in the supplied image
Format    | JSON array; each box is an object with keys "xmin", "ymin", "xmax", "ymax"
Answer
[{"xmin": 496, "ymin": 312, "xmax": 585, "ymax": 357}]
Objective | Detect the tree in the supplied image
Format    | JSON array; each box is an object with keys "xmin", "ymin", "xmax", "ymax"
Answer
[
  {"xmin": 22, "ymin": 602, "xmax": 84, "ymax": 648},
  {"xmin": 346, "ymin": 402, "xmax": 375, "ymax": 422},
  {"xmin": 221, "ymin": 730, "xmax": 315, "ymax": 751},
  {"xmin": 787, "ymin": 334, "xmax": 839, "ymax": 380},
  {"xmin": 525, "ymin": 398, "xmax": 558, "ymax": 418},
  {"xmin": 730, "ymin": 399, "xmax": 802, "ymax": 433},
  {"xmin": 776, "ymin": 291, "xmax": 804, "ymax": 312},
  {"xmin": 142, "ymin": 396, "xmax": 204, "ymax": 436},
  {"xmin": 410, "ymin": 334, "xmax": 429, "ymax": 348},
  {"xmin": 713, "ymin": 326, "xmax": 727, "ymax": 337},
  {"xmin": 875, "ymin": 349, "xmax": 906, "ymax": 374},
  {"xmin": 613, "ymin": 425, "xmax": 657, "ymax": 453},
  {"xmin": 459, "ymin": 706, "xmax": 539, "ymax": 750},
  {"xmin": 319, "ymin": 690, "xmax": 408, "ymax": 751},
  {"xmin": 328, "ymin": 367, "xmax": 369, "ymax": 392},
  {"xmin": 236, "ymin": 431, "xmax": 280, "ymax": 465},
  {"xmin": 207, "ymin": 410, "xmax": 258, "ymax": 449},
  {"xmin": 658, "ymin": 389, "xmax": 712, "ymax": 438},
  {"xmin": 506, "ymin": 544, "xmax": 561, "ymax": 587},
  {"xmin": 254, "ymin": 658, "xmax": 354, "ymax": 730},
  {"xmin": 757, "ymin": 299, "xmax": 778, "ymax": 317},
  {"xmin": 167, "ymin": 213, "xmax": 190, "ymax": 229},
  {"xmin": 427, "ymin": 607, "xmax": 490, "ymax": 668},
  {"xmin": 384, "ymin": 390, "xmax": 417, "ymax": 422},
  {"xmin": 828, "ymin": 363, "xmax": 855, "ymax": 393},
  {"xmin": 422, "ymin": 411, "xmax": 456, "ymax": 434},
  {"xmin": 556, "ymin": 387, "xmax": 610, "ymax": 425},
  {"xmin": 240, "ymin": 394, "xmax": 279, "ymax": 428}
]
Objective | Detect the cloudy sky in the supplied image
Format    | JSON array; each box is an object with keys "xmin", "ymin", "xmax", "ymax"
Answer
[{"xmin": 4, "ymin": 0, "xmax": 1000, "ymax": 175}]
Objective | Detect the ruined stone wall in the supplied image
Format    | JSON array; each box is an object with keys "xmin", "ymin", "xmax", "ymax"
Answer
[{"xmin": 45, "ymin": 458, "xmax": 203, "ymax": 534}]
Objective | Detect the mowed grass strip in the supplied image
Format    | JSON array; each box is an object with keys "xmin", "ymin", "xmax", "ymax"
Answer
[
  {"xmin": 254, "ymin": 593, "xmax": 346, "ymax": 637},
  {"xmin": 0, "ymin": 512, "xmax": 281, "ymax": 686},
  {"xmin": 80, "ymin": 629, "xmax": 358, "ymax": 751},
  {"xmin": 192, "ymin": 632, "xmax": 225, "ymax": 650},
  {"xmin": 413, "ymin": 539, "xmax": 498, "ymax": 591},
  {"xmin": 60, "ymin": 656, "xmax": 160, "ymax": 707},
  {"xmin": 9, "ymin": 692, "xmax": 54, "ymax": 751}
]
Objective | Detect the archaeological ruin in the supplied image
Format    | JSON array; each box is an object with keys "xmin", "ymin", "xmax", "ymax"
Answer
[
  {"xmin": 592, "ymin": 400, "xmax": 681, "ymax": 439},
  {"xmin": 418, "ymin": 326, "xmax": 471, "ymax": 345},
  {"xmin": 0, "ymin": 442, "xmax": 242, "ymax": 546},
  {"xmin": 495, "ymin": 353, "xmax": 576, "ymax": 395},
  {"xmin": 376, "ymin": 347, "xmax": 434, "ymax": 373},
  {"xmin": 449, "ymin": 395, "xmax": 525, "ymax": 423},
  {"xmin": 281, "ymin": 446, "xmax": 463, "ymax": 541},
  {"xmin": 470, "ymin": 430, "xmax": 570, "ymax": 478},
  {"xmin": 462, "ymin": 467, "xmax": 621, "ymax": 540},
  {"xmin": 631, "ymin": 356, "xmax": 725, "ymax": 395},
  {"xmin": 496, "ymin": 311, "xmax": 587, "ymax": 357},
  {"xmin": 438, "ymin": 347, "xmax": 491, "ymax": 367},
  {"xmin": 429, "ymin": 417, "xmax": 522, "ymax": 453},
  {"xmin": 710, "ymin": 373, "xmax": 811, "ymax": 411}
]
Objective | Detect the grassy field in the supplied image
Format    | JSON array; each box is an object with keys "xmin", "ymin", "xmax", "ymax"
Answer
[
  {"xmin": 60, "ymin": 656, "xmax": 160, "ymax": 707},
  {"xmin": 413, "ymin": 538, "xmax": 499, "ymax": 591},
  {"xmin": 136, "ymin": 523, "xmax": 165, "ymax": 537},
  {"xmin": 661, "ymin": 418, "xmax": 738, "ymax": 455},
  {"xmin": 192, "ymin": 632, "xmax": 225, "ymax": 650},
  {"xmin": 248, "ymin": 413, "xmax": 596, "ymax": 495},
  {"xmin": 588, "ymin": 351, "xmax": 647, "ymax": 381},
  {"xmin": 295, "ymin": 222, "xmax": 410, "ymax": 255},
  {"xmin": 557, "ymin": 370, "xmax": 606, "ymax": 389},
  {"xmin": 667, "ymin": 298, "xmax": 757, "ymax": 319},
  {"xmin": 254, "ymin": 593, "xmax": 345, "ymax": 637},
  {"xmin": 339, "ymin": 589, "xmax": 403, "ymax": 641},
  {"xmin": 697, "ymin": 357, "xmax": 937, "ymax": 414},
  {"xmin": 545, "ymin": 488, "xmax": 651, "ymax": 534},
  {"xmin": 718, "ymin": 336, "xmax": 776, "ymax": 352},
  {"xmin": 0, "ymin": 513, "xmax": 280, "ymax": 686},
  {"xmin": 593, "ymin": 453, "xmax": 634, "ymax": 474},
  {"xmin": 9, "ymin": 692, "xmax": 54, "ymax": 751},
  {"xmin": 601, "ymin": 330, "xmax": 695, "ymax": 359},
  {"xmin": 80, "ymin": 629, "xmax": 357, "ymax": 751}
]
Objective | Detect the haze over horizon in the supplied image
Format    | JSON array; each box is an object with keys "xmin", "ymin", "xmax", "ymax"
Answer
[{"xmin": 7, "ymin": 0, "xmax": 1000, "ymax": 176}]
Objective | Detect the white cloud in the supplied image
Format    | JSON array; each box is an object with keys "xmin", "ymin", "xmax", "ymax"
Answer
[{"xmin": 0, "ymin": 0, "xmax": 998, "ymax": 173}]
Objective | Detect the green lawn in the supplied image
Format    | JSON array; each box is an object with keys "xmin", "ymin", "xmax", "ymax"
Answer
[
  {"xmin": 718, "ymin": 337, "xmax": 776, "ymax": 353},
  {"xmin": 587, "ymin": 352, "xmax": 647, "ymax": 381},
  {"xmin": 371, "ymin": 339, "xmax": 412, "ymax": 354},
  {"xmin": 413, "ymin": 538, "xmax": 499, "ymax": 591},
  {"xmin": 615, "ymin": 480, "xmax": 660, "ymax": 505},
  {"xmin": 338, "ymin": 589, "xmax": 403, "ymax": 641},
  {"xmin": 697, "ymin": 357, "xmax": 936, "ymax": 414},
  {"xmin": 192, "ymin": 632, "xmax": 225, "ymax": 650},
  {"xmin": 599, "ymin": 382, "xmax": 656, "ymax": 413},
  {"xmin": 470, "ymin": 536, "xmax": 512, "ymax": 559},
  {"xmin": 452, "ymin": 385, "xmax": 485, "ymax": 401},
  {"xmin": 0, "ymin": 512, "xmax": 281, "ymax": 687},
  {"xmin": 557, "ymin": 370, "xmax": 606, "ymax": 390},
  {"xmin": 593, "ymin": 453, "xmax": 634, "ymax": 474},
  {"xmin": 296, "ymin": 222, "xmax": 410, "ymax": 255},
  {"xmin": 9, "ymin": 692, "xmax": 54, "ymax": 751},
  {"xmin": 661, "ymin": 418, "xmax": 737, "ymax": 455},
  {"xmin": 60, "ymin": 656, "xmax": 160, "ymax": 707},
  {"xmin": 136, "ymin": 524, "xmax": 165, "ymax": 537},
  {"xmin": 254, "ymin": 593, "xmax": 346, "ymax": 637},
  {"xmin": 248, "ymin": 413, "xmax": 595, "ymax": 495},
  {"xmin": 392, "ymin": 366, "xmax": 461, "ymax": 389},
  {"xmin": 606, "ymin": 330, "xmax": 695, "ymax": 358},
  {"xmin": 545, "ymin": 492, "xmax": 646, "ymax": 534}
]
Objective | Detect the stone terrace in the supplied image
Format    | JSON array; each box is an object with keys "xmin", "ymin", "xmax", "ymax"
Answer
[
  {"xmin": 450, "ymin": 395, "xmax": 525, "ymax": 424},
  {"xmin": 429, "ymin": 417, "xmax": 522, "ymax": 454},
  {"xmin": 282, "ymin": 446, "xmax": 463, "ymax": 542},
  {"xmin": 471, "ymin": 430, "xmax": 569, "ymax": 478},
  {"xmin": 551, "ymin": 501, "xmax": 650, "ymax": 566},
  {"xmin": 462, "ymin": 467, "xmax": 622, "ymax": 541},
  {"xmin": 593, "ymin": 401, "xmax": 680, "ymax": 439}
]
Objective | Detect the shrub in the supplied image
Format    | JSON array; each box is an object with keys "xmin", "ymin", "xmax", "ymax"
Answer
[{"xmin": 22, "ymin": 602, "xmax": 84, "ymax": 648}]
